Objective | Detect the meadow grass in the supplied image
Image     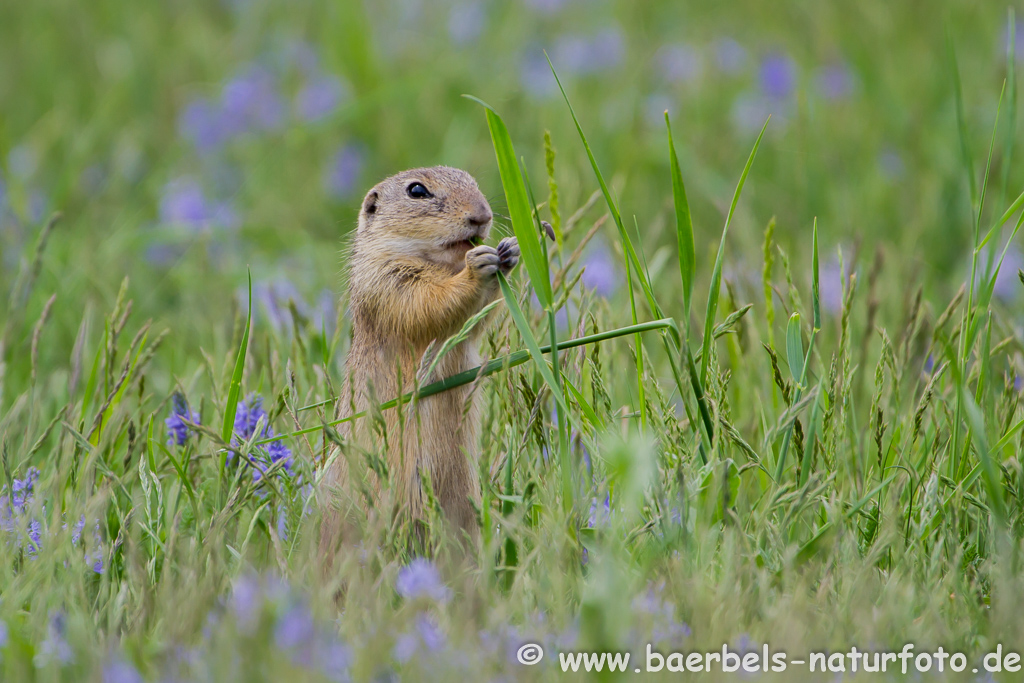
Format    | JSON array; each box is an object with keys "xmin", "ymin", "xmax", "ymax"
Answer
[{"xmin": 2, "ymin": 1, "xmax": 1024, "ymax": 681}]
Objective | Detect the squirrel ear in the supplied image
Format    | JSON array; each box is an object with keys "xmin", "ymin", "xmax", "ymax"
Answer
[{"xmin": 362, "ymin": 190, "xmax": 378, "ymax": 217}]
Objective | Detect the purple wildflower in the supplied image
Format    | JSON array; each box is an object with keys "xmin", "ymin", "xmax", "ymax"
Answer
[
  {"xmin": 230, "ymin": 574, "xmax": 263, "ymax": 632},
  {"xmin": 580, "ymin": 241, "xmax": 619, "ymax": 297},
  {"xmin": 159, "ymin": 177, "xmax": 237, "ymax": 231},
  {"xmin": 283, "ymin": 40, "xmax": 320, "ymax": 75},
  {"xmin": 1006, "ymin": 18, "xmax": 1024, "ymax": 62},
  {"xmin": 396, "ymin": 558, "xmax": 451, "ymax": 602},
  {"xmin": 68, "ymin": 515, "xmax": 105, "ymax": 574},
  {"xmin": 731, "ymin": 91, "xmax": 780, "ymax": 133},
  {"xmin": 524, "ymin": 0, "xmax": 567, "ymax": 12},
  {"xmin": 165, "ymin": 392, "xmax": 199, "ymax": 447},
  {"xmin": 393, "ymin": 632, "xmax": 418, "ymax": 663},
  {"xmin": 324, "ymin": 144, "xmax": 364, "ymax": 200},
  {"xmin": 992, "ymin": 245, "xmax": 1023, "ymax": 301},
  {"xmin": 220, "ymin": 64, "xmax": 286, "ymax": 134},
  {"xmin": 645, "ymin": 93, "xmax": 674, "ymax": 126},
  {"xmin": 275, "ymin": 603, "xmax": 316, "ymax": 651},
  {"xmin": 103, "ymin": 657, "xmax": 144, "ymax": 683},
  {"xmin": 656, "ymin": 44, "xmax": 703, "ymax": 83},
  {"xmin": 759, "ymin": 52, "xmax": 796, "ymax": 99},
  {"xmin": 448, "ymin": 0, "xmax": 485, "ymax": 45},
  {"xmin": 520, "ymin": 50, "xmax": 558, "ymax": 98},
  {"xmin": 8, "ymin": 145, "xmax": 37, "ymax": 179},
  {"xmin": 314, "ymin": 635, "xmax": 352, "ymax": 682},
  {"xmin": 28, "ymin": 190, "xmax": 48, "ymax": 223},
  {"xmin": 415, "ymin": 614, "xmax": 446, "ymax": 652},
  {"xmin": 632, "ymin": 584, "xmax": 691, "ymax": 646},
  {"xmin": 178, "ymin": 98, "xmax": 229, "ymax": 152},
  {"xmin": 252, "ymin": 278, "xmax": 312, "ymax": 335},
  {"xmin": 314, "ymin": 289, "xmax": 337, "ymax": 336},
  {"xmin": 234, "ymin": 394, "xmax": 269, "ymax": 441},
  {"xmin": 2, "ymin": 467, "xmax": 44, "ymax": 554},
  {"xmin": 296, "ymin": 74, "xmax": 346, "ymax": 122},
  {"xmin": 0, "ymin": 618, "xmax": 7, "ymax": 648},
  {"xmin": 232, "ymin": 394, "xmax": 294, "ymax": 482},
  {"xmin": 36, "ymin": 612, "xmax": 73, "ymax": 666},
  {"xmin": 878, "ymin": 148, "xmax": 905, "ymax": 179},
  {"xmin": 551, "ymin": 28, "xmax": 624, "ymax": 76},
  {"xmin": 818, "ymin": 256, "xmax": 846, "ymax": 314},
  {"xmin": 587, "ymin": 494, "xmax": 610, "ymax": 528},
  {"xmin": 714, "ymin": 38, "xmax": 747, "ymax": 74},
  {"xmin": 816, "ymin": 61, "xmax": 853, "ymax": 100}
]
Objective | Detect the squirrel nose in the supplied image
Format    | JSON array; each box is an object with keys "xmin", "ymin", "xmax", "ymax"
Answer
[{"xmin": 467, "ymin": 203, "xmax": 492, "ymax": 228}]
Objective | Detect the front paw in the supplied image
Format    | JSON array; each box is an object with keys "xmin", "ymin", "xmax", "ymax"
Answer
[
  {"xmin": 466, "ymin": 245, "xmax": 500, "ymax": 278},
  {"xmin": 496, "ymin": 237, "xmax": 520, "ymax": 274}
]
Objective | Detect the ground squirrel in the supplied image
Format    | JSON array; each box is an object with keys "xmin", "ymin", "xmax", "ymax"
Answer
[{"xmin": 319, "ymin": 166, "xmax": 519, "ymax": 555}]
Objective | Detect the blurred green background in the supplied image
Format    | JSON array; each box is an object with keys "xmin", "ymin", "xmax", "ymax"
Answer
[{"xmin": 0, "ymin": 0, "xmax": 1018, "ymax": 378}]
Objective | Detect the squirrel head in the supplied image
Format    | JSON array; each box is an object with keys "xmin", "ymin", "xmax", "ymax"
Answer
[{"xmin": 356, "ymin": 166, "xmax": 493, "ymax": 268}]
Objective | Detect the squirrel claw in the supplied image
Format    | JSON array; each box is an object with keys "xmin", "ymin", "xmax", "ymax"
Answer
[
  {"xmin": 496, "ymin": 237, "xmax": 520, "ymax": 274},
  {"xmin": 467, "ymin": 245, "xmax": 501, "ymax": 277}
]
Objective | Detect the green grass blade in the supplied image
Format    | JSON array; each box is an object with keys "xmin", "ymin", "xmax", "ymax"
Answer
[
  {"xmin": 811, "ymin": 218, "xmax": 821, "ymax": 331},
  {"xmin": 497, "ymin": 273, "xmax": 569, "ymax": 417},
  {"xmin": 1003, "ymin": 8, "xmax": 1018, "ymax": 205},
  {"xmin": 497, "ymin": 272, "xmax": 575, "ymax": 510},
  {"xmin": 786, "ymin": 313, "xmax": 804, "ymax": 383},
  {"xmin": 465, "ymin": 95, "xmax": 552, "ymax": 308},
  {"xmin": 271, "ymin": 319, "xmax": 676, "ymax": 444},
  {"xmin": 947, "ymin": 28, "xmax": 977, "ymax": 208},
  {"xmin": 221, "ymin": 270, "xmax": 252, "ymax": 465},
  {"xmin": 564, "ymin": 376, "xmax": 605, "ymax": 431},
  {"xmin": 665, "ymin": 111, "xmax": 695, "ymax": 320},
  {"xmin": 977, "ymin": 185, "xmax": 1024, "ymax": 251},
  {"xmin": 958, "ymin": 382, "xmax": 1006, "ymax": 524},
  {"xmin": 797, "ymin": 383, "xmax": 821, "ymax": 488},
  {"xmin": 700, "ymin": 117, "xmax": 769, "ymax": 386},
  {"xmin": 545, "ymin": 53, "xmax": 662, "ymax": 321}
]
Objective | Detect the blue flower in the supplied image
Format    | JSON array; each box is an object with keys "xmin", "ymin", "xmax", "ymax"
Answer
[
  {"xmin": 448, "ymin": 1, "xmax": 485, "ymax": 45},
  {"xmin": 0, "ymin": 617, "xmax": 8, "ymax": 649},
  {"xmin": 524, "ymin": 0, "xmax": 567, "ymax": 13},
  {"xmin": 232, "ymin": 394, "xmax": 294, "ymax": 483},
  {"xmin": 220, "ymin": 64, "xmax": 286, "ymax": 135},
  {"xmin": 656, "ymin": 44, "xmax": 703, "ymax": 84},
  {"xmin": 759, "ymin": 52, "xmax": 796, "ymax": 99},
  {"xmin": 1, "ymin": 467, "xmax": 44, "ymax": 554},
  {"xmin": 587, "ymin": 494, "xmax": 610, "ymax": 528},
  {"xmin": 166, "ymin": 392, "xmax": 200, "ymax": 447},
  {"xmin": 7, "ymin": 145, "xmax": 38, "ymax": 179},
  {"xmin": 415, "ymin": 614, "xmax": 446, "ymax": 652},
  {"xmin": 178, "ymin": 98, "xmax": 230, "ymax": 152},
  {"xmin": 103, "ymin": 657, "xmax": 144, "ymax": 683},
  {"xmin": 816, "ymin": 61, "xmax": 854, "ymax": 100},
  {"xmin": 296, "ymin": 74, "xmax": 346, "ymax": 122},
  {"xmin": 159, "ymin": 177, "xmax": 238, "ymax": 232},
  {"xmin": 230, "ymin": 574, "xmax": 263, "ymax": 632},
  {"xmin": 396, "ymin": 558, "xmax": 451, "ymax": 602},
  {"xmin": 324, "ymin": 144, "xmax": 364, "ymax": 200},
  {"xmin": 1006, "ymin": 18, "xmax": 1024, "ymax": 62},
  {"xmin": 551, "ymin": 28, "xmax": 624, "ymax": 76},
  {"xmin": 35, "ymin": 611, "xmax": 73, "ymax": 666},
  {"xmin": 520, "ymin": 50, "xmax": 558, "ymax": 98},
  {"xmin": 580, "ymin": 241, "xmax": 619, "ymax": 298},
  {"xmin": 713, "ymin": 37, "xmax": 747, "ymax": 74},
  {"xmin": 275, "ymin": 603, "xmax": 316, "ymax": 651},
  {"xmin": 818, "ymin": 256, "xmax": 846, "ymax": 314}
]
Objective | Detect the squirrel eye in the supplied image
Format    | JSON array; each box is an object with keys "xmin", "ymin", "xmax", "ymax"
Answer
[{"xmin": 406, "ymin": 182, "xmax": 432, "ymax": 199}]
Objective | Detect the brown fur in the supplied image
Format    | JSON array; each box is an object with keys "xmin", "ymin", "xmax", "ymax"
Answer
[{"xmin": 319, "ymin": 166, "xmax": 518, "ymax": 558}]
